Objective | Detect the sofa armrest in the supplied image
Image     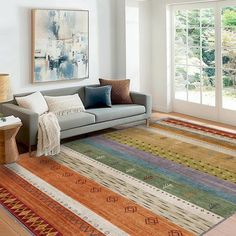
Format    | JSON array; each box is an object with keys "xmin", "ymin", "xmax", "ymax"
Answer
[
  {"xmin": 130, "ymin": 92, "xmax": 152, "ymax": 117},
  {"xmin": 1, "ymin": 104, "xmax": 39, "ymax": 146}
]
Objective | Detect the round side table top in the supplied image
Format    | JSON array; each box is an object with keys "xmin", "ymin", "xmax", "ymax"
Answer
[{"xmin": 0, "ymin": 122, "xmax": 22, "ymax": 130}]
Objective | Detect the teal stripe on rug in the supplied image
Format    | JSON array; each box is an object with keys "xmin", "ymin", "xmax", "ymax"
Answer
[{"xmin": 65, "ymin": 139, "xmax": 236, "ymax": 218}]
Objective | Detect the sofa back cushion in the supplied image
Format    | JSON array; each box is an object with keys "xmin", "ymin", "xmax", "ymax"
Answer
[
  {"xmin": 42, "ymin": 86, "xmax": 87, "ymax": 104},
  {"xmin": 12, "ymin": 85, "xmax": 99, "ymax": 106},
  {"xmin": 99, "ymin": 79, "xmax": 133, "ymax": 104}
]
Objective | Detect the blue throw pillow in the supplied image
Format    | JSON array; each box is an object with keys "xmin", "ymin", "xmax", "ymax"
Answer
[{"xmin": 85, "ymin": 86, "xmax": 112, "ymax": 109}]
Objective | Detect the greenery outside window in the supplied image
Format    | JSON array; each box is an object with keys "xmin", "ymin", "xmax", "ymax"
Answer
[{"xmin": 173, "ymin": 3, "xmax": 236, "ymax": 111}]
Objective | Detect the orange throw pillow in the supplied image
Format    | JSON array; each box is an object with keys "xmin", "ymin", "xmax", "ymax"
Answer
[{"xmin": 99, "ymin": 79, "xmax": 133, "ymax": 104}]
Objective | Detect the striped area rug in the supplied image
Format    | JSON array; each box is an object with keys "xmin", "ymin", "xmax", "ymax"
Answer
[{"xmin": 1, "ymin": 118, "xmax": 236, "ymax": 235}]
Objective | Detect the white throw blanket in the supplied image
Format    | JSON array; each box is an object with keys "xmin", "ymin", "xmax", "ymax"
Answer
[{"xmin": 36, "ymin": 112, "xmax": 61, "ymax": 157}]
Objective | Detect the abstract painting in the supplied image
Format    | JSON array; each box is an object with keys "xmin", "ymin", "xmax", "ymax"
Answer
[{"xmin": 32, "ymin": 9, "xmax": 89, "ymax": 83}]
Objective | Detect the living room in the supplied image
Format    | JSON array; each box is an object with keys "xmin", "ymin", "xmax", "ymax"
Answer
[{"xmin": 0, "ymin": 0, "xmax": 235, "ymax": 235}]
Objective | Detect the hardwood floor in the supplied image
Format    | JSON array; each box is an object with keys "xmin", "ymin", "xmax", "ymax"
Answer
[
  {"xmin": 1, "ymin": 112, "xmax": 235, "ymax": 235},
  {"xmin": 0, "ymin": 207, "xmax": 30, "ymax": 236},
  {"xmin": 203, "ymin": 213, "xmax": 236, "ymax": 236}
]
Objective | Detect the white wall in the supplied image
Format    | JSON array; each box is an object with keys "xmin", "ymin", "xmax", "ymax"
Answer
[
  {"xmin": 97, "ymin": 0, "xmax": 126, "ymax": 79},
  {"xmin": 139, "ymin": 0, "xmax": 152, "ymax": 94},
  {"xmin": 1, "ymin": 0, "xmax": 218, "ymax": 111},
  {"xmin": 151, "ymin": 0, "xmax": 170, "ymax": 112},
  {"xmin": 0, "ymin": 0, "xmax": 126, "ymax": 94},
  {"xmin": 125, "ymin": 0, "xmax": 152, "ymax": 94},
  {"xmin": 115, "ymin": 0, "xmax": 127, "ymax": 78},
  {"xmin": 126, "ymin": 0, "xmax": 140, "ymax": 91}
]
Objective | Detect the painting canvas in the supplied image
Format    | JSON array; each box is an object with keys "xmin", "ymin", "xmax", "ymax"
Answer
[{"xmin": 32, "ymin": 9, "xmax": 89, "ymax": 83}]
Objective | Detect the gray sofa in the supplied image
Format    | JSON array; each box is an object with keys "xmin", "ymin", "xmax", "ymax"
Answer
[{"xmin": 1, "ymin": 85, "xmax": 152, "ymax": 153}]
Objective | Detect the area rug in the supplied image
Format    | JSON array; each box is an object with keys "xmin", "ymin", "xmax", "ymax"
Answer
[{"xmin": 1, "ymin": 118, "xmax": 236, "ymax": 236}]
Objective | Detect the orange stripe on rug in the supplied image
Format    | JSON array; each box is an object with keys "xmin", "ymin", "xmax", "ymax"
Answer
[
  {"xmin": 18, "ymin": 156, "xmax": 194, "ymax": 236},
  {"xmin": 0, "ymin": 166, "xmax": 104, "ymax": 236}
]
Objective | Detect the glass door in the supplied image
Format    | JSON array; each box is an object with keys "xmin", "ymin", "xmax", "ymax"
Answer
[
  {"xmin": 172, "ymin": 1, "xmax": 236, "ymax": 126},
  {"xmin": 219, "ymin": 4, "xmax": 236, "ymax": 125}
]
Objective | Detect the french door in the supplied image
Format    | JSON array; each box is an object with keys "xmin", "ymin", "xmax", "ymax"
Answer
[{"xmin": 172, "ymin": 1, "xmax": 236, "ymax": 126}]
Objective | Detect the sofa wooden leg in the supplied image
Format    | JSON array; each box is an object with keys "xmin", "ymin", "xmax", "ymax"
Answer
[{"xmin": 146, "ymin": 119, "xmax": 150, "ymax": 128}]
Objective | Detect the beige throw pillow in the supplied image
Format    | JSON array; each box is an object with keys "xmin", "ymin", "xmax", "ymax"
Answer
[
  {"xmin": 44, "ymin": 94, "xmax": 85, "ymax": 116},
  {"xmin": 15, "ymin": 91, "xmax": 48, "ymax": 115}
]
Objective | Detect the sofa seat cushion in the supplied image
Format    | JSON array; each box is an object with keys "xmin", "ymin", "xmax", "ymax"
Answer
[
  {"xmin": 57, "ymin": 112, "xmax": 95, "ymax": 131},
  {"xmin": 87, "ymin": 104, "xmax": 146, "ymax": 123}
]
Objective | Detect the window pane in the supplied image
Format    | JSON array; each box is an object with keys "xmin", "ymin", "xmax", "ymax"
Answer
[
  {"xmin": 175, "ymin": 28, "xmax": 187, "ymax": 45},
  {"xmin": 201, "ymin": 9, "xmax": 214, "ymax": 27},
  {"xmin": 222, "ymin": 48, "xmax": 236, "ymax": 69},
  {"xmin": 174, "ymin": 7, "xmax": 215, "ymax": 107},
  {"xmin": 188, "ymin": 9, "xmax": 200, "ymax": 27},
  {"xmin": 202, "ymin": 28, "xmax": 215, "ymax": 48},
  {"xmin": 175, "ymin": 46, "xmax": 187, "ymax": 64},
  {"xmin": 175, "ymin": 10, "xmax": 187, "ymax": 28},
  {"xmin": 188, "ymin": 47, "xmax": 201, "ymax": 66},
  {"xmin": 188, "ymin": 28, "xmax": 200, "ymax": 46},
  {"xmin": 202, "ymin": 48, "xmax": 215, "ymax": 67},
  {"xmin": 222, "ymin": 7, "xmax": 236, "ymax": 28},
  {"xmin": 202, "ymin": 68, "xmax": 215, "ymax": 106},
  {"xmin": 175, "ymin": 65, "xmax": 187, "ymax": 100},
  {"xmin": 188, "ymin": 66, "xmax": 201, "ymax": 103},
  {"xmin": 222, "ymin": 70, "xmax": 236, "ymax": 110},
  {"xmin": 222, "ymin": 27, "xmax": 236, "ymax": 48}
]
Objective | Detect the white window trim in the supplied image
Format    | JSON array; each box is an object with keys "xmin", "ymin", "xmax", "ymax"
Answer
[
  {"xmin": 172, "ymin": 2, "xmax": 217, "ymax": 106},
  {"xmin": 170, "ymin": 0, "xmax": 236, "ymax": 125}
]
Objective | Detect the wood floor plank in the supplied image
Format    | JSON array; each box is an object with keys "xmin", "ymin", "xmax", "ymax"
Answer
[
  {"xmin": 0, "ymin": 206, "xmax": 30, "ymax": 236},
  {"xmin": 203, "ymin": 214, "xmax": 236, "ymax": 236}
]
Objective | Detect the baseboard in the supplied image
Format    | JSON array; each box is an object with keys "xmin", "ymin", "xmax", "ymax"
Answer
[{"xmin": 152, "ymin": 104, "xmax": 172, "ymax": 113}]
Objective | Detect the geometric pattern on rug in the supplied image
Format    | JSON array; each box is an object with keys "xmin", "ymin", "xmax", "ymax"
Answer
[
  {"xmin": 0, "ymin": 118, "xmax": 235, "ymax": 236},
  {"xmin": 154, "ymin": 118, "xmax": 236, "ymax": 150},
  {"xmin": 53, "ymin": 146, "xmax": 221, "ymax": 234},
  {"xmin": 0, "ymin": 166, "xmax": 105, "ymax": 236},
  {"xmin": 60, "ymin": 120, "xmax": 236, "ymax": 235},
  {"xmin": 0, "ymin": 184, "xmax": 61, "ymax": 236},
  {"xmin": 5, "ymin": 164, "xmax": 124, "ymax": 236},
  {"xmin": 159, "ymin": 118, "xmax": 236, "ymax": 140},
  {"xmin": 12, "ymin": 157, "xmax": 192, "ymax": 236}
]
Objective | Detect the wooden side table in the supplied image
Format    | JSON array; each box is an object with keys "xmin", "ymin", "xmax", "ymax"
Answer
[{"xmin": 0, "ymin": 122, "xmax": 22, "ymax": 164}]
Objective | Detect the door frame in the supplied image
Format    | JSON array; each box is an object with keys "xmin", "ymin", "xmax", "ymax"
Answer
[
  {"xmin": 218, "ymin": 0, "xmax": 236, "ymax": 125},
  {"xmin": 171, "ymin": 1, "xmax": 236, "ymax": 126}
]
